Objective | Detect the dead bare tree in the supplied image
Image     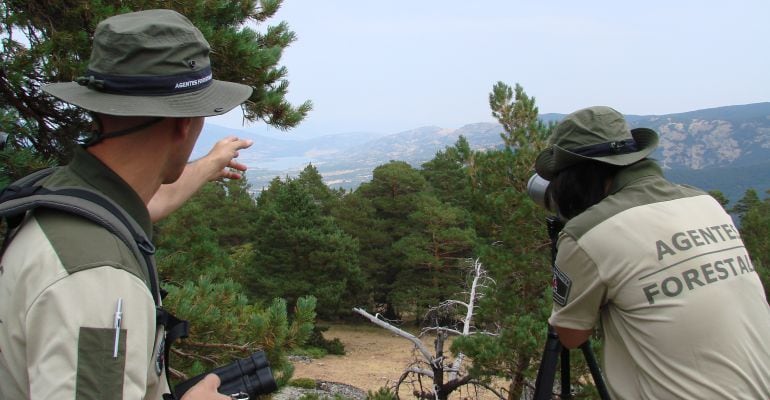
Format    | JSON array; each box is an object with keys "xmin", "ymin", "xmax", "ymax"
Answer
[{"xmin": 354, "ymin": 258, "xmax": 505, "ymax": 400}]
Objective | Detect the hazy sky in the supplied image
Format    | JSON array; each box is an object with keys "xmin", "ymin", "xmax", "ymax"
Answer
[{"xmin": 209, "ymin": 0, "xmax": 770, "ymax": 137}]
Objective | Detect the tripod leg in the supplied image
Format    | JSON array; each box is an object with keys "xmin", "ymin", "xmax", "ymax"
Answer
[
  {"xmin": 560, "ymin": 349, "xmax": 571, "ymax": 399},
  {"xmin": 579, "ymin": 342, "xmax": 611, "ymax": 400},
  {"xmin": 533, "ymin": 328, "xmax": 562, "ymax": 400}
]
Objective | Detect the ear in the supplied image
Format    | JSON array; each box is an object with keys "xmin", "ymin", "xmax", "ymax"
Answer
[{"xmin": 172, "ymin": 117, "xmax": 194, "ymax": 142}]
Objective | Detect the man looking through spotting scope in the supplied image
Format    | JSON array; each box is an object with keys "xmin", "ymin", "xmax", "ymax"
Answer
[
  {"xmin": 0, "ymin": 9, "xmax": 256, "ymax": 400},
  {"xmin": 532, "ymin": 106, "xmax": 770, "ymax": 399}
]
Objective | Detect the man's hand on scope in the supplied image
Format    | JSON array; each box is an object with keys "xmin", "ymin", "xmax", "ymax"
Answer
[{"xmin": 180, "ymin": 374, "xmax": 230, "ymax": 400}]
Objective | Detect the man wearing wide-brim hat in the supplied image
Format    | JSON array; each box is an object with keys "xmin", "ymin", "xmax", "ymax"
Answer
[
  {"xmin": 0, "ymin": 9, "xmax": 253, "ymax": 400},
  {"xmin": 534, "ymin": 106, "xmax": 770, "ymax": 399}
]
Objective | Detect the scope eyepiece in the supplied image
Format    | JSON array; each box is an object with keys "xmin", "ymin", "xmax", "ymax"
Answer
[{"xmin": 527, "ymin": 173, "xmax": 552, "ymax": 211}]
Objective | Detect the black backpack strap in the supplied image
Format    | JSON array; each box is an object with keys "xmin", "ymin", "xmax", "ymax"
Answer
[
  {"xmin": 1, "ymin": 168, "xmax": 58, "ymax": 255},
  {"xmin": 157, "ymin": 307, "xmax": 190, "ymax": 383},
  {"xmin": 1, "ymin": 182, "xmax": 161, "ymax": 304}
]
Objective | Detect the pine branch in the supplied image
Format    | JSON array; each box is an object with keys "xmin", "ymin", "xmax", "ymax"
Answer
[
  {"xmin": 182, "ymin": 340, "xmax": 258, "ymax": 352},
  {"xmin": 171, "ymin": 347, "xmax": 220, "ymax": 364}
]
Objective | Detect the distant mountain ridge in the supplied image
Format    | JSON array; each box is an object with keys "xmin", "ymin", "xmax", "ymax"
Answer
[
  {"xmin": 627, "ymin": 102, "xmax": 770, "ymax": 169},
  {"xmin": 197, "ymin": 102, "xmax": 770, "ymax": 201}
]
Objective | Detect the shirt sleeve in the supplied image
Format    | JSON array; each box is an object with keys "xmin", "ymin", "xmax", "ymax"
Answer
[
  {"xmin": 25, "ymin": 266, "xmax": 157, "ymax": 400},
  {"xmin": 548, "ymin": 233, "xmax": 607, "ymax": 330}
]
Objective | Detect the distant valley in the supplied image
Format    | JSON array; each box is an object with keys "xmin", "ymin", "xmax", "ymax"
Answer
[{"xmin": 194, "ymin": 102, "xmax": 770, "ymax": 205}]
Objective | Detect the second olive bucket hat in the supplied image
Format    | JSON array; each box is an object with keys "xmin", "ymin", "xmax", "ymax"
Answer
[
  {"xmin": 534, "ymin": 106, "xmax": 659, "ymax": 180},
  {"xmin": 42, "ymin": 9, "xmax": 252, "ymax": 117}
]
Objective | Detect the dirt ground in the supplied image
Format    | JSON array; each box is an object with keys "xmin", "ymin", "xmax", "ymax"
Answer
[
  {"xmin": 291, "ymin": 323, "xmax": 421, "ymax": 393},
  {"xmin": 290, "ymin": 323, "xmax": 506, "ymax": 399}
]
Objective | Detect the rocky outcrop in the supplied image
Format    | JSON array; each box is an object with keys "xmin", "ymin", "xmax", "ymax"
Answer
[{"xmin": 273, "ymin": 381, "xmax": 367, "ymax": 400}]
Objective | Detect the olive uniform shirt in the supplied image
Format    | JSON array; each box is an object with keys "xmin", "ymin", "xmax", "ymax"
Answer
[
  {"xmin": 549, "ymin": 160, "xmax": 770, "ymax": 399},
  {"xmin": 0, "ymin": 147, "xmax": 169, "ymax": 399}
]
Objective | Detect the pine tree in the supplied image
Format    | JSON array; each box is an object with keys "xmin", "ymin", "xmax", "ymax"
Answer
[
  {"xmin": 732, "ymin": 188, "xmax": 761, "ymax": 218},
  {"xmin": 390, "ymin": 194, "xmax": 477, "ymax": 315},
  {"xmin": 0, "ymin": 0, "xmax": 311, "ymax": 180},
  {"xmin": 453, "ymin": 83, "xmax": 597, "ymax": 400},
  {"xmin": 354, "ymin": 161, "xmax": 429, "ymax": 319},
  {"xmin": 248, "ymin": 176, "xmax": 365, "ymax": 318},
  {"xmin": 296, "ymin": 163, "xmax": 343, "ymax": 213},
  {"xmin": 329, "ymin": 190, "xmax": 384, "ymax": 311},
  {"xmin": 708, "ymin": 190, "xmax": 730, "ymax": 208},
  {"xmin": 153, "ymin": 180, "xmax": 317, "ymax": 383},
  {"xmin": 164, "ymin": 279, "xmax": 317, "ymax": 385},
  {"xmin": 489, "ymin": 81, "xmax": 550, "ymax": 150},
  {"xmin": 735, "ymin": 189, "xmax": 770, "ymax": 297},
  {"xmin": 453, "ymin": 146, "xmax": 556, "ymax": 400},
  {"xmin": 421, "ymin": 135, "xmax": 473, "ymax": 209},
  {"xmin": 154, "ymin": 180, "xmax": 259, "ymax": 284}
]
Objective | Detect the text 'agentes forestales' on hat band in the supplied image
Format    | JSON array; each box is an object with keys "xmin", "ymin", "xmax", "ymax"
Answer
[{"xmin": 76, "ymin": 66, "xmax": 213, "ymax": 96}]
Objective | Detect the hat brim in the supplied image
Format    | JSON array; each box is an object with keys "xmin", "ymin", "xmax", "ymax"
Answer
[
  {"xmin": 535, "ymin": 127, "xmax": 659, "ymax": 181},
  {"xmin": 42, "ymin": 80, "xmax": 252, "ymax": 118}
]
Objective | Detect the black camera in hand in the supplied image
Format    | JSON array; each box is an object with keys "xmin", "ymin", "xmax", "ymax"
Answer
[{"xmin": 173, "ymin": 351, "xmax": 277, "ymax": 399}]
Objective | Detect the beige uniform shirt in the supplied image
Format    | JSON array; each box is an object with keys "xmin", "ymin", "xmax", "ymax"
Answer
[
  {"xmin": 549, "ymin": 161, "xmax": 770, "ymax": 399},
  {"xmin": 0, "ymin": 147, "xmax": 169, "ymax": 399}
]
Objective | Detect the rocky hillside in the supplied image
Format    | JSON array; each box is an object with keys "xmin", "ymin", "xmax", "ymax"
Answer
[
  {"xmin": 627, "ymin": 103, "xmax": 770, "ymax": 169},
  {"xmin": 199, "ymin": 102, "xmax": 770, "ymax": 195}
]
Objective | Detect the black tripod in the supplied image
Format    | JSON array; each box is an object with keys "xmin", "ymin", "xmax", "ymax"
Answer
[{"xmin": 532, "ymin": 217, "xmax": 610, "ymax": 400}]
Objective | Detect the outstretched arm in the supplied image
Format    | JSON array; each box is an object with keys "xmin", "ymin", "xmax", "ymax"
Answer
[{"xmin": 148, "ymin": 136, "xmax": 253, "ymax": 222}]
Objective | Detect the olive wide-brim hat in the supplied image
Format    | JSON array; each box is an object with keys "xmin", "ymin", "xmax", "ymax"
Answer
[
  {"xmin": 534, "ymin": 106, "xmax": 659, "ymax": 180},
  {"xmin": 43, "ymin": 9, "xmax": 252, "ymax": 117}
]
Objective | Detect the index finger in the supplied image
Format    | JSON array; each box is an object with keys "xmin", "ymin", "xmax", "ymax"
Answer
[{"xmin": 223, "ymin": 136, "xmax": 253, "ymax": 150}]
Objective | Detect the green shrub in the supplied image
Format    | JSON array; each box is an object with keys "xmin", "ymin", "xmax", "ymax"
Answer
[
  {"xmin": 322, "ymin": 337, "xmax": 345, "ymax": 355},
  {"xmin": 298, "ymin": 394, "xmax": 348, "ymax": 400},
  {"xmin": 366, "ymin": 387, "xmax": 397, "ymax": 400},
  {"xmin": 306, "ymin": 325, "xmax": 346, "ymax": 355},
  {"xmin": 292, "ymin": 347, "xmax": 327, "ymax": 359},
  {"xmin": 289, "ymin": 378, "xmax": 317, "ymax": 389}
]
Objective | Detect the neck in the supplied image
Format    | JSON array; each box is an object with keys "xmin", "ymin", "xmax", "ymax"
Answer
[{"xmin": 86, "ymin": 121, "xmax": 173, "ymax": 205}]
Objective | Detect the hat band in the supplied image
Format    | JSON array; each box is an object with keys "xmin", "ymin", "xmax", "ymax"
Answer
[
  {"xmin": 571, "ymin": 139, "xmax": 638, "ymax": 157},
  {"xmin": 76, "ymin": 66, "xmax": 213, "ymax": 96}
]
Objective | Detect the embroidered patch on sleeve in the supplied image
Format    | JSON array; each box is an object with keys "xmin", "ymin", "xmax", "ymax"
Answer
[{"xmin": 552, "ymin": 264, "xmax": 572, "ymax": 306}]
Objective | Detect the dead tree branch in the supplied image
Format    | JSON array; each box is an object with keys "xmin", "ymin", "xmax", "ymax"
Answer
[
  {"xmin": 355, "ymin": 258, "xmax": 504, "ymax": 400},
  {"xmin": 352, "ymin": 307, "xmax": 434, "ymax": 363}
]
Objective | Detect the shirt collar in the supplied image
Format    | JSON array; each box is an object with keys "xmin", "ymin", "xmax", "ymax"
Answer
[{"xmin": 607, "ymin": 159, "xmax": 663, "ymax": 195}]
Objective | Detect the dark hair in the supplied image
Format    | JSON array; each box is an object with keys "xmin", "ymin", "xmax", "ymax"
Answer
[{"xmin": 548, "ymin": 160, "xmax": 622, "ymax": 219}]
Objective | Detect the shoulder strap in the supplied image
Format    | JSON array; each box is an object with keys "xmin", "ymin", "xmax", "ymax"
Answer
[
  {"xmin": 1, "ymin": 168, "xmax": 56, "ymax": 260},
  {"xmin": 0, "ymin": 167, "xmax": 159, "ymax": 303}
]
